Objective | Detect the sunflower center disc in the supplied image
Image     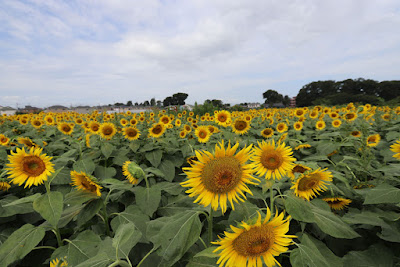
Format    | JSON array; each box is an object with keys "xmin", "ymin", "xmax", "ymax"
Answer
[
  {"xmin": 152, "ymin": 125, "xmax": 162, "ymax": 134},
  {"xmin": 103, "ymin": 127, "xmax": 113, "ymax": 135},
  {"xmin": 233, "ymin": 226, "xmax": 274, "ymax": 256},
  {"xmin": 293, "ymin": 165, "xmax": 307, "ymax": 173},
  {"xmin": 79, "ymin": 177, "xmax": 98, "ymax": 193},
  {"xmin": 261, "ymin": 151, "xmax": 282, "ymax": 170},
  {"xmin": 201, "ymin": 156, "xmax": 242, "ymax": 193},
  {"xmin": 127, "ymin": 129, "xmax": 137, "ymax": 137},
  {"xmin": 235, "ymin": 121, "xmax": 247, "ymax": 131},
  {"xmin": 218, "ymin": 115, "xmax": 226, "ymax": 122},
  {"xmin": 297, "ymin": 177, "xmax": 318, "ymax": 191},
  {"xmin": 199, "ymin": 131, "xmax": 207, "ymax": 138},
  {"xmin": 22, "ymin": 156, "xmax": 46, "ymax": 176}
]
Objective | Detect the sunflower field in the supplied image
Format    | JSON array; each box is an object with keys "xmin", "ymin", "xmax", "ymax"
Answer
[{"xmin": 0, "ymin": 103, "xmax": 399, "ymax": 267}]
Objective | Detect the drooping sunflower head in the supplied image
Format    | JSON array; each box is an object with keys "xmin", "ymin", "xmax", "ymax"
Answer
[
  {"xmin": 276, "ymin": 122, "xmax": 288, "ymax": 133},
  {"xmin": 181, "ymin": 140, "xmax": 258, "ymax": 213},
  {"xmin": 195, "ymin": 125, "xmax": 211, "ymax": 143},
  {"xmin": 332, "ymin": 119, "xmax": 342, "ymax": 128},
  {"xmin": 287, "ymin": 164, "xmax": 311, "ymax": 180},
  {"xmin": 0, "ymin": 181, "xmax": 11, "ymax": 191},
  {"xmin": 323, "ymin": 197, "xmax": 352, "ymax": 210},
  {"xmin": 6, "ymin": 147, "xmax": 55, "ymax": 188},
  {"xmin": 315, "ymin": 120, "xmax": 326, "ymax": 130},
  {"xmin": 123, "ymin": 127, "xmax": 140, "ymax": 141},
  {"xmin": 58, "ymin": 122, "xmax": 74, "ymax": 135},
  {"xmin": 17, "ymin": 137, "xmax": 37, "ymax": 148},
  {"xmin": 291, "ymin": 168, "xmax": 333, "ymax": 200},
  {"xmin": 212, "ymin": 208, "xmax": 295, "ymax": 267},
  {"xmin": 215, "ymin": 110, "xmax": 232, "ymax": 127},
  {"xmin": 122, "ymin": 161, "xmax": 145, "ymax": 185},
  {"xmin": 99, "ymin": 122, "xmax": 117, "ymax": 140},
  {"xmin": 251, "ymin": 140, "xmax": 296, "ymax": 180},
  {"xmin": 70, "ymin": 171, "xmax": 102, "ymax": 196},
  {"xmin": 149, "ymin": 123, "xmax": 166, "ymax": 138},
  {"xmin": 390, "ymin": 140, "xmax": 400, "ymax": 160},
  {"xmin": 260, "ymin": 128, "xmax": 274, "ymax": 138},
  {"xmin": 232, "ymin": 118, "xmax": 251, "ymax": 135},
  {"xmin": 366, "ymin": 134, "xmax": 381, "ymax": 147}
]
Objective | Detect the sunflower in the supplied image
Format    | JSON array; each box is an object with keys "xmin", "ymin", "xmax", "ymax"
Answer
[
  {"xmin": 251, "ymin": 140, "xmax": 296, "ymax": 180},
  {"xmin": 344, "ymin": 112, "xmax": 357, "ymax": 122},
  {"xmin": 366, "ymin": 134, "xmax": 381, "ymax": 147},
  {"xmin": 181, "ymin": 140, "xmax": 258, "ymax": 213},
  {"xmin": 179, "ymin": 130, "xmax": 187, "ymax": 138},
  {"xmin": 0, "ymin": 134, "xmax": 10, "ymax": 146},
  {"xmin": 130, "ymin": 118, "xmax": 138, "ymax": 126},
  {"xmin": 212, "ymin": 208, "xmax": 295, "ymax": 267},
  {"xmin": 122, "ymin": 161, "xmax": 145, "ymax": 185},
  {"xmin": 208, "ymin": 125, "xmax": 219, "ymax": 134},
  {"xmin": 294, "ymin": 108, "xmax": 305, "ymax": 117},
  {"xmin": 123, "ymin": 127, "xmax": 140, "ymax": 141},
  {"xmin": 6, "ymin": 147, "xmax": 55, "ymax": 188},
  {"xmin": 50, "ymin": 258, "xmax": 68, "ymax": 267},
  {"xmin": 120, "ymin": 118, "xmax": 129, "ymax": 126},
  {"xmin": 58, "ymin": 122, "xmax": 74, "ymax": 135},
  {"xmin": 89, "ymin": 121, "xmax": 101, "ymax": 133},
  {"xmin": 215, "ymin": 110, "xmax": 231, "ymax": 127},
  {"xmin": 99, "ymin": 122, "xmax": 117, "ymax": 140},
  {"xmin": 291, "ymin": 168, "xmax": 332, "ymax": 200},
  {"xmin": 381, "ymin": 114, "xmax": 390, "ymax": 121},
  {"xmin": 149, "ymin": 123, "xmax": 166, "ymax": 138},
  {"xmin": 186, "ymin": 155, "xmax": 198, "ymax": 165},
  {"xmin": 350, "ymin": 130, "xmax": 361, "ymax": 137},
  {"xmin": 160, "ymin": 115, "xmax": 171, "ymax": 125},
  {"xmin": 276, "ymin": 122, "xmax": 288, "ymax": 133},
  {"xmin": 0, "ymin": 181, "xmax": 11, "ymax": 191},
  {"xmin": 293, "ymin": 122, "xmax": 303, "ymax": 131},
  {"xmin": 175, "ymin": 119, "xmax": 182, "ymax": 127},
  {"xmin": 75, "ymin": 118, "xmax": 84, "ymax": 125},
  {"xmin": 278, "ymin": 133, "xmax": 288, "ymax": 144},
  {"xmin": 85, "ymin": 134, "xmax": 92, "ymax": 148},
  {"xmin": 315, "ymin": 120, "xmax": 326, "ymax": 130},
  {"xmin": 232, "ymin": 118, "xmax": 251, "ymax": 135},
  {"xmin": 31, "ymin": 118, "xmax": 43, "ymax": 129},
  {"xmin": 20, "ymin": 117, "xmax": 29, "ymax": 125},
  {"xmin": 44, "ymin": 115, "xmax": 55, "ymax": 125},
  {"xmin": 70, "ymin": 171, "xmax": 102, "ymax": 196},
  {"xmin": 260, "ymin": 128, "xmax": 274, "ymax": 138},
  {"xmin": 390, "ymin": 140, "xmax": 400, "ymax": 159},
  {"xmin": 195, "ymin": 125, "xmax": 211, "ymax": 143},
  {"xmin": 332, "ymin": 119, "xmax": 342, "ymax": 128},
  {"xmin": 17, "ymin": 137, "xmax": 37, "ymax": 148},
  {"xmin": 309, "ymin": 110, "xmax": 319, "ymax": 119},
  {"xmin": 287, "ymin": 164, "xmax": 311, "ymax": 180},
  {"xmin": 323, "ymin": 197, "xmax": 352, "ymax": 210}
]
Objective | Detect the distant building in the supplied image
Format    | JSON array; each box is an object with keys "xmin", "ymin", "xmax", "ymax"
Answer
[
  {"xmin": 290, "ymin": 97, "xmax": 296, "ymax": 107},
  {"xmin": 246, "ymin": 103, "xmax": 261, "ymax": 109},
  {"xmin": 0, "ymin": 106, "xmax": 16, "ymax": 116},
  {"xmin": 18, "ymin": 105, "xmax": 42, "ymax": 114},
  {"xmin": 45, "ymin": 105, "xmax": 69, "ymax": 113}
]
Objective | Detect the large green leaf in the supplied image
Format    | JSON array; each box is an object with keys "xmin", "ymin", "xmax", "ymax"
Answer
[
  {"xmin": 101, "ymin": 142, "xmax": 115, "ymax": 158},
  {"xmin": 343, "ymin": 244, "xmax": 393, "ymax": 267},
  {"xmin": 284, "ymin": 193, "xmax": 315, "ymax": 223},
  {"xmin": 290, "ymin": 236, "xmax": 330, "ymax": 267},
  {"xmin": 73, "ymin": 158, "xmax": 96, "ymax": 174},
  {"xmin": 77, "ymin": 198, "xmax": 103, "ymax": 227},
  {"xmin": 147, "ymin": 211, "xmax": 202, "ymax": 266},
  {"xmin": 110, "ymin": 205, "xmax": 150, "ymax": 241},
  {"xmin": 75, "ymin": 252, "xmax": 113, "ymax": 267},
  {"xmin": 0, "ymin": 195, "xmax": 39, "ymax": 217},
  {"xmin": 52, "ymin": 230, "xmax": 102, "ymax": 266},
  {"xmin": 134, "ymin": 186, "xmax": 161, "ymax": 217},
  {"xmin": 159, "ymin": 160, "xmax": 175, "ymax": 182},
  {"xmin": 145, "ymin": 149, "xmax": 163, "ymax": 167},
  {"xmin": 33, "ymin": 191, "xmax": 64, "ymax": 227},
  {"xmin": 0, "ymin": 224, "xmax": 45, "ymax": 266},
  {"xmin": 364, "ymin": 184, "xmax": 400, "ymax": 204},
  {"xmin": 94, "ymin": 166, "xmax": 116, "ymax": 180},
  {"xmin": 112, "ymin": 222, "xmax": 142, "ymax": 256},
  {"xmin": 311, "ymin": 202, "xmax": 360, "ymax": 239}
]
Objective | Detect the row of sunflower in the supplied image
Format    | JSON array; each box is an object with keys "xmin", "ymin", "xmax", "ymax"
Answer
[{"xmin": 0, "ymin": 103, "xmax": 399, "ymax": 266}]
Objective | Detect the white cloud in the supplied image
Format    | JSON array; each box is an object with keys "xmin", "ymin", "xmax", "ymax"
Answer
[{"xmin": 0, "ymin": 0, "xmax": 399, "ymax": 107}]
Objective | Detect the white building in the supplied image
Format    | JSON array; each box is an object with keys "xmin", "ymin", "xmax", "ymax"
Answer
[{"xmin": 0, "ymin": 106, "xmax": 16, "ymax": 116}]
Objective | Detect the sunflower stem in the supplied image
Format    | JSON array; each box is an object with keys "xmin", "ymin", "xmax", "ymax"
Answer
[
  {"xmin": 270, "ymin": 188, "xmax": 275, "ymax": 216},
  {"xmin": 109, "ymin": 260, "xmax": 130, "ymax": 267},
  {"xmin": 208, "ymin": 206, "xmax": 213, "ymax": 245},
  {"xmin": 52, "ymin": 228, "xmax": 63, "ymax": 247},
  {"xmin": 199, "ymin": 236, "xmax": 208, "ymax": 249},
  {"xmin": 102, "ymin": 201, "xmax": 111, "ymax": 236},
  {"xmin": 32, "ymin": 246, "xmax": 56, "ymax": 251},
  {"xmin": 137, "ymin": 247, "xmax": 157, "ymax": 267}
]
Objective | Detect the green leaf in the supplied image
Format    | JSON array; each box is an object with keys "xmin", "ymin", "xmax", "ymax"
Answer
[
  {"xmin": 110, "ymin": 205, "xmax": 150, "ymax": 241},
  {"xmin": 153, "ymin": 182, "xmax": 183, "ymax": 195},
  {"xmin": 77, "ymin": 199, "xmax": 103, "ymax": 227},
  {"xmin": 2, "ymin": 193, "xmax": 41, "ymax": 207},
  {"xmin": 94, "ymin": 166, "xmax": 116, "ymax": 180},
  {"xmin": 147, "ymin": 211, "xmax": 202, "ymax": 267},
  {"xmin": 48, "ymin": 167, "xmax": 65, "ymax": 185},
  {"xmin": 311, "ymin": 202, "xmax": 360, "ymax": 239},
  {"xmin": 159, "ymin": 160, "xmax": 175, "ymax": 182},
  {"xmin": 33, "ymin": 191, "xmax": 64, "ymax": 227},
  {"xmin": 343, "ymin": 244, "xmax": 393, "ymax": 267},
  {"xmin": 290, "ymin": 235, "xmax": 330, "ymax": 267},
  {"xmin": 145, "ymin": 149, "xmax": 163, "ymax": 167},
  {"xmin": 0, "ymin": 224, "xmax": 45, "ymax": 266},
  {"xmin": 52, "ymin": 230, "xmax": 102, "ymax": 266},
  {"xmin": 146, "ymin": 167, "xmax": 165, "ymax": 178},
  {"xmin": 193, "ymin": 247, "xmax": 219, "ymax": 258},
  {"xmin": 73, "ymin": 158, "xmax": 96, "ymax": 174},
  {"xmin": 112, "ymin": 222, "xmax": 142, "ymax": 256},
  {"xmin": 134, "ymin": 186, "xmax": 161, "ymax": 217},
  {"xmin": 364, "ymin": 184, "xmax": 400, "ymax": 204},
  {"xmin": 284, "ymin": 193, "xmax": 315, "ymax": 223},
  {"xmin": 101, "ymin": 142, "xmax": 115, "ymax": 158},
  {"xmin": 64, "ymin": 190, "xmax": 98, "ymax": 206},
  {"xmin": 75, "ymin": 252, "xmax": 113, "ymax": 267}
]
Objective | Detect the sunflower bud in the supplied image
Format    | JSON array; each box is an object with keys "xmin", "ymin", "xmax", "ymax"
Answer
[{"xmin": 122, "ymin": 161, "xmax": 145, "ymax": 185}]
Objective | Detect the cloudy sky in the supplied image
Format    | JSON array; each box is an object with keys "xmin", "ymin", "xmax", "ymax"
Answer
[{"xmin": 1, "ymin": 0, "xmax": 399, "ymax": 108}]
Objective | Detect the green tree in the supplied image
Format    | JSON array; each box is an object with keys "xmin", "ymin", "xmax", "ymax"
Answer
[
  {"xmin": 127, "ymin": 100, "xmax": 133, "ymax": 106},
  {"xmin": 172, "ymin": 93, "xmax": 188, "ymax": 105},
  {"xmin": 282, "ymin": 95, "xmax": 290, "ymax": 107},
  {"xmin": 263, "ymin": 90, "xmax": 283, "ymax": 107},
  {"xmin": 150, "ymin": 98, "xmax": 156, "ymax": 106}
]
